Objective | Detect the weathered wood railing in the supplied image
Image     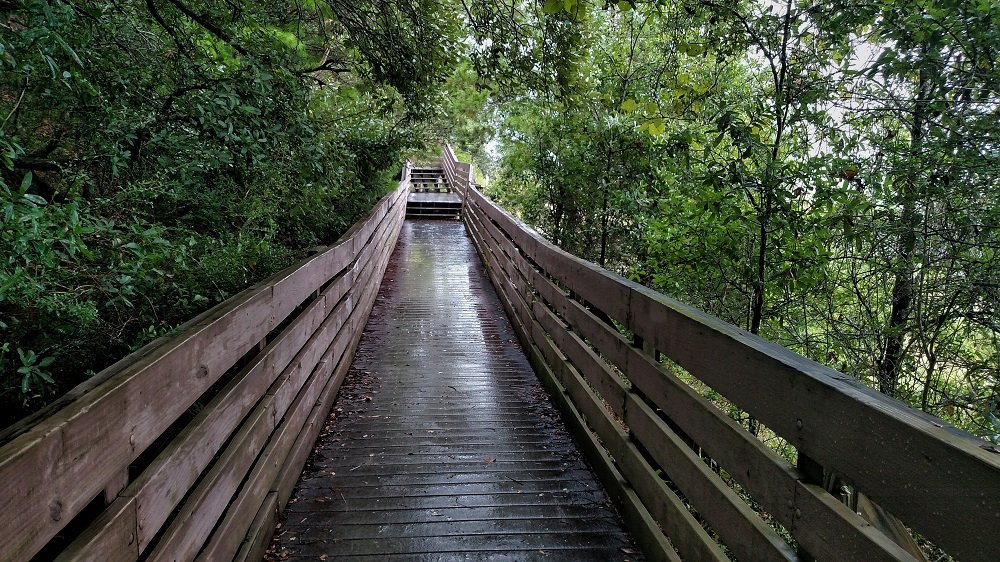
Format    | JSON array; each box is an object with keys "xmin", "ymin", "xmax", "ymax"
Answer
[
  {"xmin": 0, "ymin": 170, "xmax": 410, "ymax": 561},
  {"xmin": 442, "ymin": 143, "xmax": 473, "ymax": 199},
  {"xmin": 463, "ymin": 183, "xmax": 1000, "ymax": 562}
]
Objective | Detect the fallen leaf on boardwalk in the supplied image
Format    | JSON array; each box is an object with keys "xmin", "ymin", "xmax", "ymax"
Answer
[
  {"xmin": 483, "ymin": 456, "xmax": 496, "ymax": 463},
  {"xmin": 621, "ymin": 547, "xmax": 638, "ymax": 554},
  {"xmin": 319, "ymin": 556, "xmax": 327, "ymax": 560}
]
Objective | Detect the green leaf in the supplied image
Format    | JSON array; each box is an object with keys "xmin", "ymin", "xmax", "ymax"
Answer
[
  {"xmin": 620, "ymin": 98, "xmax": 638, "ymax": 112},
  {"xmin": 19, "ymin": 172, "xmax": 32, "ymax": 194},
  {"xmin": 647, "ymin": 118, "xmax": 666, "ymax": 136},
  {"xmin": 54, "ymin": 34, "xmax": 83, "ymax": 67},
  {"xmin": 680, "ymin": 43, "xmax": 705, "ymax": 56},
  {"xmin": 617, "ymin": 1, "xmax": 633, "ymax": 10},
  {"xmin": 543, "ymin": 0, "xmax": 562, "ymax": 14}
]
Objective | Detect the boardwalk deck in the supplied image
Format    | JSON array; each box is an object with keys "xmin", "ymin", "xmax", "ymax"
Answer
[
  {"xmin": 268, "ymin": 220, "xmax": 642, "ymax": 561},
  {"xmin": 407, "ymin": 192, "xmax": 463, "ymax": 204}
]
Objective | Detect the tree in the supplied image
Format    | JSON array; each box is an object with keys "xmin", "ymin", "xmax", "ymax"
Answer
[{"xmin": 0, "ymin": 0, "xmax": 465, "ymax": 425}]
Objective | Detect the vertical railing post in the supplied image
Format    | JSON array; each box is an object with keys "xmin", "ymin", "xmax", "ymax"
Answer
[{"xmin": 402, "ymin": 160, "xmax": 413, "ymax": 189}]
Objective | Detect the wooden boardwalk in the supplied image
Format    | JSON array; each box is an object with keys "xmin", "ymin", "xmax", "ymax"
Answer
[{"xmin": 268, "ymin": 220, "xmax": 641, "ymax": 561}]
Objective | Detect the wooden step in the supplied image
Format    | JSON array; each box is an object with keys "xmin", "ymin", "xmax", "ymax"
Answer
[{"xmin": 405, "ymin": 197, "xmax": 462, "ymax": 219}]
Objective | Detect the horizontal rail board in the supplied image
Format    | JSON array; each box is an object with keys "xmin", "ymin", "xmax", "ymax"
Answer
[
  {"xmin": 461, "ymin": 181, "xmax": 1000, "ymax": 562},
  {"xmin": 505, "ymin": 226, "xmax": 914, "ymax": 559},
  {"xmin": 3, "ymin": 168, "xmax": 409, "ymax": 561},
  {"xmin": 197, "ymin": 209, "xmax": 399, "ymax": 561},
  {"xmin": 466, "ymin": 216, "xmax": 680, "ymax": 562}
]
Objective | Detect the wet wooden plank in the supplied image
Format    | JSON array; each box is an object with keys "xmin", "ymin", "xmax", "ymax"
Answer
[
  {"xmin": 274, "ymin": 226, "xmax": 400, "ymax": 512},
  {"xmin": 60, "ymin": 260, "xmax": 357, "ymax": 561},
  {"xmin": 408, "ymin": 192, "xmax": 462, "ymax": 204},
  {"xmin": 203, "ymin": 208, "xmax": 403, "ymax": 560},
  {"xmin": 234, "ymin": 492, "xmax": 278, "ymax": 562},
  {"xmin": 270, "ymin": 220, "xmax": 642, "ymax": 561},
  {"xmin": 146, "ymin": 393, "xmax": 277, "ymax": 562},
  {"xmin": 472, "ymin": 216, "xmax": 674, "ymax": 562},
  {"xmin": 627, "ymin": 286, "xmax": 1000, "ymax": 560},
  {"xmin": 55, "ymin": 496, "xmax": 138, "ymax": 562},
  {"xmin": 625, "ymin": 395, "xmax": 796, "ymax": 561},
  {"xmin": 516, "ymin": 322, "xmax": 679, "ymax": 562},
  {"xmin": 0, "ymin": 285, "xmax": 274, "ymax": 562}
]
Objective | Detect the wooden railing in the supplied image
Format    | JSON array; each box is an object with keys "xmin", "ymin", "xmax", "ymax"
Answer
[
  {"xmin": 0, "ymin": 169, "xmax": 410, "ymax": 561},
  {"xmin": 463, "ymin": 183, "xmax": 1000, "ymax": 562},
  {"xmin": 442, "ymin": 143, "xmax": 473, "ymax": 199}
]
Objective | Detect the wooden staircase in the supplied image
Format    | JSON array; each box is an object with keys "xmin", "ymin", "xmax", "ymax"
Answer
[{"xmin": 406, "ymin": 166, "xmax": 462, "ymax": 219}]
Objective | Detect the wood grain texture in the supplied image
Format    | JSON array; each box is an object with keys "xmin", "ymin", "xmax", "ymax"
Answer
[
  {"xmin": 150, "ymin": 186, "xmax": 405, "ymax": 561},
  {"xmin": 525, "ymin": 261, "xmax": 912, "ymax": 560},
  {"xmin": 271, "ymin": 219, "xmax": 642, "ymax": 561},
  {"xmin": 55, "ymin": 495, "xmax": 138, "ymax": 562},
  {"xmin": 625, "ymin": 395, "xmax": 796, "ymax": 562},
  {"xmin": 468, "ymin": 206, "xmax": 672, "ymax": 562},
  {"xmin": 213, "ymin": 182, "xmax": 402, "ymax": 548},
  {"xmin": 234, "ymin": 492, "xmax": 278, "ymax": 562},
  {"xmin": 497, "ymin": 286, "xmax": 677, "ymax": 562},
  {"xmin": 2, "ymin": 179, "xmax": 407, "ymax": 562},
  {"xmin": 61, "ymin": 253, "xmax": 354, "ymax": 560},
  {"xmin": 464, "ymin": 184, "xmax": 999, "ymax": 561},
  {"xmin": 476, "ymin": 220, "xmax": 720, "ymax": 561},
  {"xmin": 198, "ymin": 217, "xmax": 394, "ymax": 561}
]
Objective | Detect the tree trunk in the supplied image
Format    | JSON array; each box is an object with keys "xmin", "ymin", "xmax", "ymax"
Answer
[
  {"xmin": 876, "ymin": 57, "xmax": 929, "ymax": 398},
  {"xmin": 599, "ymin": 142, "xmax": 613, "ymax": 267},
  {"xmin": 749, "ymin": 201, "xmax": 769, "ymax": 336}
]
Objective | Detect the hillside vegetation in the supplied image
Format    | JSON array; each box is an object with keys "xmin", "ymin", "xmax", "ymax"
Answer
[
  {"xmin": 2, "ymin": 1, "xmax": 998, "ymax": 447},
  {"xmin": 472, "ymin": 0, "xmax": 1000, "ymax": 443},
  {"xmin": 0, "ymin": 0, "xmax": 461, "ymax": 425}
]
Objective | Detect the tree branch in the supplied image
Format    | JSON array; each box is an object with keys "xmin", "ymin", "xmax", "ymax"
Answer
[{"xmin": 161, "ymin": 0, "xmax": 249, "ymax": 56}]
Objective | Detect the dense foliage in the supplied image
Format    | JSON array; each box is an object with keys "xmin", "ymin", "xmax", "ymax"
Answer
[
  {"xmin": 469, "ymin": 0, "xmax": 1000, "ymax": 445},
  {"xmin": 0, "ymin": 0, "xmax": 461, "ymax": 425},
  {"xmin": 3, "ymin": 0, "xmax": 997, "ymax": 456},
  {"xmin": 2, "ymin": 3, "xmax": 997, "ymax": 557}
]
